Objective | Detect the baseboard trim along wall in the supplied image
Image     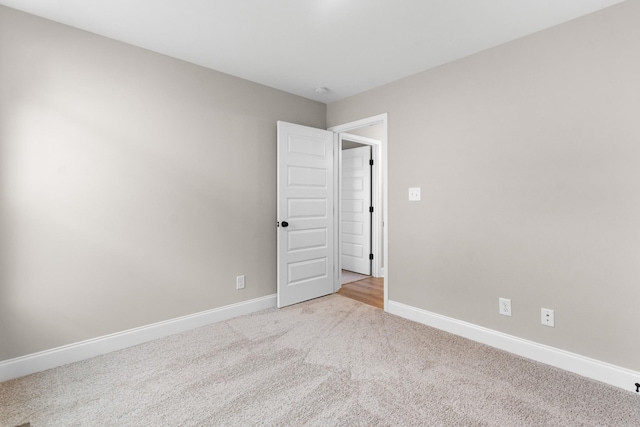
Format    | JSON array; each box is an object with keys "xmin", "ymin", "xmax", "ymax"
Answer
[
  {"xmin": 388, "ymin": 300, "xmax": 640, "ymax": 394},
  {"xmin": 0, "ymin": 294, "xmax": 277, "ymax": 383}
]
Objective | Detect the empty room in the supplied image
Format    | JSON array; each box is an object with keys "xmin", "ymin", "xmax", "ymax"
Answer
[{"xmin": 1, "ymin": 1, "xmax": 639, "ymax": 425}]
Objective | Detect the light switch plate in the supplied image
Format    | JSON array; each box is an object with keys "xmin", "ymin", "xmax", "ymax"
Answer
[{"xmin": 408, "ymin": 187, "xmax": 421, "ymax": 201}]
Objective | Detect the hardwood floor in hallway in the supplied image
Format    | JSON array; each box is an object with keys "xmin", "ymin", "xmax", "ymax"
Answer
[{"xmin": 337, "ymin": 276, "xmax": 384, "ymax": 309}]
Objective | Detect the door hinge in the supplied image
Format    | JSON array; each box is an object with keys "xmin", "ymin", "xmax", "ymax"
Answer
[
  {"xmin": 369, "ymin": 206, "xmax": 374, "ymax": 213},
  {"xmin": 369, "ymin": 254, "xmax": 374, "ymax": 260},
  {"xmin": 369, "ymin": 159, "xmax": 374, "ymax": 166}
]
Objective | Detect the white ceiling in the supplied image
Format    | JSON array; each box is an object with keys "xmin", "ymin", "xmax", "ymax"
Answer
[{"xmin": 0, "ymin": 0, "xmax": 627, "ymax": 103}]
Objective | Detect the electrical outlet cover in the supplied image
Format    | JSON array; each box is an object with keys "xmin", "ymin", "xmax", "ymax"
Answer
[
  {"xmin": 541, "ymin": 308, "xmax": 555, "ymax": 327},
  {"xmin": 499, "ymin": 298, "xmax": 512, "ymax": 316},
  {"xmin": 408, "ymin": 187, "xmax": 421, "ymax": 201},
  {"xmin": 236, "ymin": 275, "xmax": 246, "ymax": 290}
]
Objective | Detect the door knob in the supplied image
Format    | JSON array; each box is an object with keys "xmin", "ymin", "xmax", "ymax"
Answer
[{"xmin": 281, "ymin": 221, "xmax": 289, "ymax": 228}]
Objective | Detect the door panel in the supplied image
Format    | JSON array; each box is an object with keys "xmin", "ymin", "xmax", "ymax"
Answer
[
  {"xmin": 340, "ymin": 146, "xmax": 371, "ymax": 275},
  {"xmin": 287, "ymin": 229, "xmax": 327, "ymax": 252},
  {"xmin": 288, "ymin": 199, "xmax": 327, "ymax": 218},
  {"xmin": 277, "ymin": 121, "xmax": 334, "ymax": 308}
]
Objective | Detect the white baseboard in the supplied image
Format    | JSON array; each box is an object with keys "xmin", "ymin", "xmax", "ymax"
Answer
[
  {"xmin": 0, "ymin": 294, "xmax": 276, "ymax": 383},
  {"xmin": 387, "ymin": 300, "xmax": 640, "ymax": 394}
]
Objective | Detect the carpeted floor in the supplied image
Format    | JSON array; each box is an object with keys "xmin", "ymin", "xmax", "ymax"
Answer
[{"xmin": 1, "ymin": 294, "xmax": 639, "ymax": 426}]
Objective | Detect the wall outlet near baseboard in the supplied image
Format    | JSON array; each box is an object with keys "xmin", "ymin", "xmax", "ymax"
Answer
[
  {"xmin": 499, "ymin": 298, "xmax": 512, "ymax": 316},
  {"xmin": 541, "ymin": 308, "xmax": 554, "ymax": 327},
  {"xmin": 236, "ymin": 275, "xmax": 245, "ymax": 290}
]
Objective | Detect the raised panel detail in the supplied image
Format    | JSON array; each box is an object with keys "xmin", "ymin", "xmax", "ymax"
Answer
[
  {"xmin": 342, "ymin": 221, "xmax": 364, "ymax": 236},
  {"xmin": 342, "ymin": 243, "xmax": 364, "ymax": 258},
  {"xmin": 288, "ymin": 166, "xmax": 326, "ymax": 188},
  {"xmin": 343, "ymin": 177, "xmax": 364, "ymax": 191},
  {"xmin": 342, "ymin": 199, "xmax": 364, "ymax": 213},
  {"xmin": 342, "ymin": 155, "xmax": 365, "ymax": 169},
  {"xmin": 288, "ymin": 258, "xmax": 327, "ymax": 286},
  {"xmin": 288, "ymin": 199, "xmax": 327, "ymax": 219},
  {"xmin": 288, "ymin": 229, "xmax": 327, "ymax": 252},
  {"xmin": 288, "ymin": 135, "xmax": 326, "ymax": 157}
]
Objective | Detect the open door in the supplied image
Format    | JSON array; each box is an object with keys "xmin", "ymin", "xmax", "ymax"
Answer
[
  {"xmin": 277, "ymin": 121, "xmax": 335, "ymax": 308},
  {"xmin": 340, "ymin": 145, "xmax": 372, "ymax": 275}
]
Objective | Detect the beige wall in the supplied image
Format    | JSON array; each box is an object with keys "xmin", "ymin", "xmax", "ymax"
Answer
[
  {"xmin": 329, "ymin": 0, "xmax": 640, "ymax": 371},
  {"xmin": 3, "ymin": 0, "xmax": 639, "ymax": 373},
  {"xmin": 0, "ymin": 6, "xmax": 325, "ymax": 360}
]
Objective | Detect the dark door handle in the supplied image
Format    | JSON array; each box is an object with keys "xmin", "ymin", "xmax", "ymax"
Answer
[{"xmin": 281, "ymin": 221, "xmax": 289, "ymax": 228}]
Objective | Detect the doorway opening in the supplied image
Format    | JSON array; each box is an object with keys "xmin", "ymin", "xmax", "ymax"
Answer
[
  {"xmin": 275, "ymin": 114, "xmax": 387, "ymax": 310},
  {"xmin": 338, "ymin": 275, "xmax": 384, "ymax": 309},
  {"xmin": 329, "ymin": 114, "xmax": 388, "ymax": 311}
]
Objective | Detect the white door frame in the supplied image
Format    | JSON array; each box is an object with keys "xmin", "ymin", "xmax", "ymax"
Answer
[{"xmin": 329, "ymin": 113, "xmax": 388, "ymax": 311}]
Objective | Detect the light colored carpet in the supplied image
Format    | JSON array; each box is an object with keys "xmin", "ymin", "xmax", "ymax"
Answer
[
  {"xmin": 341, "ymin": 269, "xmax": 370, "ymax": 285},
  {"xmin": 1, "ymin": 294, "xmax": 639, "ymax": 426}
]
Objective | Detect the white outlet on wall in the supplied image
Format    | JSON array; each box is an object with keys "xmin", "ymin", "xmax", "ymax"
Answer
[
  {"xmin": 541, "ymin": 308, "xmax": 555, "ymax": 327},
  {"xmin": 408, "ymin": 187, "xmax": 421, "ymax": 201},
  {"xmin": 236, "ymin": 275, "xmax": 245, "ymax": 290},
  {"xmin": 499, "ymin": 298, "xmax": 512, "ymax": 316}
]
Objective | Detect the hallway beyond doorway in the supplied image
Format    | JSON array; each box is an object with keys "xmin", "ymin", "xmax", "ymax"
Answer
[{"xmin": 338, "ymin": 270, "xmax": 383, "ymax": 309}]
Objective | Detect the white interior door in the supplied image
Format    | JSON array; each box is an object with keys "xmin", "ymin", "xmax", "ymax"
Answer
[
  {"xmin": 341, "ymin": 146, "xmax": 371, "ymax": 275},
  {"xmin": 277, "ymin": 121, "xmax": 334, "ymax": 308}
]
